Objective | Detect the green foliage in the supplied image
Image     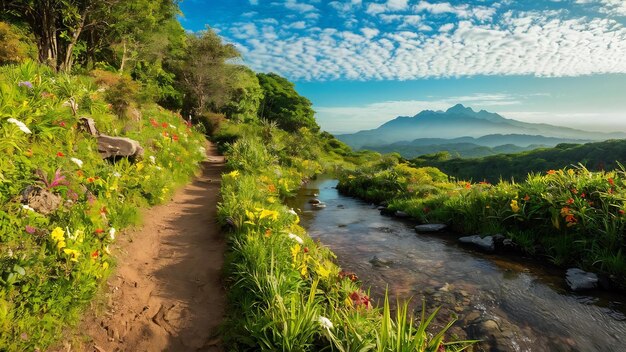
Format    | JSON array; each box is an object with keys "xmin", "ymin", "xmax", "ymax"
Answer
[
  {"xmin": 0, "ymin": 62, "xmax": 207, "ymax": 349},
  {"xmin": 257, "ymin": 73, "xmax": 319, "ymax": 133},
  {"xmin": 340, "ymin": 157, "xmax": 626, "ymax": 282},
  {"xmin": 414, "ymin": 139, "xmax": 626, "ymax": 183},
  {"xmin": 103, "ymin": 75, "xmax": 140, "ymax": 118},
  {"xmin": 221, "ymin": 66, "xmax": 264, "ymax": 122},
  {"xmin": 217, "ymin": 122, "xmax": 469, "ymax": 351},
  {"xmin": 0, "ymin": 21, "xmax": 36, "ymax": 65}
]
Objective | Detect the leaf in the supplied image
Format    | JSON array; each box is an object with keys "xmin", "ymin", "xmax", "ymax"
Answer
[{"xmin": 13, "ymin": 265, "xmax": 25, "ymax": 276}]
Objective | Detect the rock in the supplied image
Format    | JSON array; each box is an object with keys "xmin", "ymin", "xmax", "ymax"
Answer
[
  {"xmin": 377, "ymin": 206, "xmax": 386, "ymax": 210},
  {"xmin": 312, "ymin": 202, "xmax": 326, "ymax": 209},
  {"xmin": 465, "ymin": 311, "xmax": 481, "ymax": 323},
  {"xmin": 369, "ymin": 254, "xmax": 394, "ymax": 267},
  {"xmin": 414, "ymin": 223, "xmax": 447, "ymax": 233},
  {"xmin": 308, "ymin": 198, "xmax": 321, "ymax": 204},
  {"xmin": 459, "ymin": 235, "xmax": 495, "ymax": 252},
  {"xmin": 566, "ymin": 268, "xmax": 599, "ymax": 291},
  {"xmin": 97, "ymin": 135, "xmax": 144, "ymax": 160},
  {"xmin": 394, "ymin": 210, "xmax": 409, "ymax": 218},
  {"xmin": 21, "ymin": 186, "xmax": 62, "ymax": 215},
  {"xmin": 482, "ymin": 319, "xmax": 500, "ymax": 333},
  {"xmin": 493, "ymin": 233, "xmax": 518, "ymax": 252}
]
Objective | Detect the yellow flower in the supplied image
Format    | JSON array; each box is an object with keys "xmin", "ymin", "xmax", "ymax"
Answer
[
  {"xmin": 510, "ymin": 199, "xmax": 520, "ymax": 213},
  {"xmin": 63, "ymin": 248, "xmax": 80, "ymax": 262},
  {"xmin": 136, "ymin": 162, "xmax": 144, "ymax": 172},
  {"xmin": 51, "ymin": 227, "xmax": 65, "ymax": 242},
  {"xmin": 267, "ymin": 196, "xmax": 276, "ymax": 204},
  {"xmin": 227, "ymin": 170, "xmax": 239, "ymax": 178},
  {"xmin": 245, "ymin": 209, "xmax": 256, "ymax": 221},
  {"xmin": 316, "ymin": 262, "xmax": 331, "ymax": 279},
  {"xmin": 348, "ymin": 175, "xmax": 356, "ymax": 179},
  {"xmin": 259, "ymin": 209, "xmax": 279, "ymax": 221},
  {"xmin": 56, "ymin": 240, "xmax": 66, "ymax": 250},
  {"xmin": 291, "ymin": 243, "xmax": 301, "ymax": 260}
]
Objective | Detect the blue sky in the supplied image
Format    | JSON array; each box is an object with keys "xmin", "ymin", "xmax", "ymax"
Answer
[{"xmin": 180, "ymin": 0, "xmax": 626, "ymax": 133}]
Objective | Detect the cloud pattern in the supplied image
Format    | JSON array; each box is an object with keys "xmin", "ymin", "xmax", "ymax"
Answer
[{"xmin": 214, "ymin": 0, "xmax": 626, "ymax": 81}]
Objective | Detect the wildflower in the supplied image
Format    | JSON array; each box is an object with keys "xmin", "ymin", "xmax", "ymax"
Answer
[
  {"xmin": 565, "ymin": 214, "xmax": 577, "ymax": 226},
  {"xmin": 259, "ymin": 209, "xmax": 279, "ymax": 221},
  {"xmin": 349, "ymin": 290, "xmax": 372, "ymax": 309},
  {"xmin": 70, "ymin": 157, "xmax": 83, "ymax": 168},
  {"xmin": 464, "ymin": 182, "xmax": 471, "ymax": 190},
  {"xmin": 347, "ymin": 175, "xmax": 356, "ymax": 179},
  {"xmin": 523, "ymin": 194, "xmax": 530, "ymax": 201},
  {"xmin": 104, "ymin": 245, "xmax": 111, "ymax": 254},
  {"xmin": 87, "ymin": 177, "xmax": 95, "ymax": 183},
  {"xmin": 290, "ymin": 243, "xmax": 301, "ymax": 261},
  {"xmin": 172, "ymin": 134, "xmax": 179, "ymax": 142},
  {"xmin": 566, "ymin": 198, "xmax": 574, "ymax": 205},
  {"xmin": 18, "ymin": 81, "xmax": 33, "ymax": 89},
  {"xmin": 63, "ymin": 248, "xmax": 80, "ymax": 262},
  {"xmin": 265, "ymin": 229, "xmax": 271, "ymax": 238},
  {"xmin": 51, "ymin": 227, "xmax": 65, "ymax": 242},
  {"xmin": 619, "ymin": 210, "xmax": 625, "ymax": 215},
  {"xmin": 149, "ymin": 155, "xmax": 156, "ymax": 164},
  {"xmin": 7, "ymin": 118, "xmax": 32, "ymax": 134},
  {"xmin": 95, "ymin": 228, "xmax": 104, "ymax": 235},
  {"xmin": 581, "ymin": 193, "xmax": 586, "ymax": 198},
  {"xmin": 161, "ymin": 122, "xmax": 168, "ymax": 128},
  {"xmin": 510, "ymin": 199, "xmax": 520, "ymax": 213},
  {"xmin": 316, "ymin": 262, "xmax": 331, "ymax": 279},
  {"xmin": 58, "ymin": 121, "xmax": 67, "ymax": 128},
  {"xmin": 571, "ymin": 188, "xmax": 578, "ymax": 194},
  {"xmin": 288, "ymin": 208, "xmax": 297, "ymax": 216},
  {"xmin": 21, "ymin": 204, "xmax": 35, "ymax": 212},
  {"xmin": 24, "ymin": 149, "xmax": 33, "ymax": 157},
  {"xmin": 56, "ymin": 152, "xmax": 64, "ymax": 157},
  {"xmin": 560, "ymin": 207, "xmax": 571, "ymax": 216},
  {"xmin": 288, "ymin": 233, "xmax": 304, "ymax": 244},
  {"xmin": 318, "ymin": 316, "xmax": 334, "ymax": 330},
  {"xmin": 109, "ymin": 228, "xmax": 116, "ymax": 240},
  {"xmin": 609, "ymin": 178, "xmax": 615, "ymax": 186},
  {"xmin": 7, "ymin": 248, "xmax": 13, "ymax": 258},
  {"xmin": 150, "ymin": 119, "xmax": 159, "ymax": 127},
  {"xmin": 226, "ymin": 170, "xmax": 239, "ymax": 178},
  {"xmin": 25, "ymin": 225, "xmax": 36, "ymax": 234},
  {"xmin": 267, "ymin": 184, "xmax": 277, "ymax": 193},
  {"xmin": 91, "ymin": 250, "xmax": 99, "ymax": 260},
  {"xmin": 303, "ymin": 247, "xmax": 309, "ymax": 253},
  {"xmin": 547, "ymin": 170, "xmax": 556, "ymax": 175}
]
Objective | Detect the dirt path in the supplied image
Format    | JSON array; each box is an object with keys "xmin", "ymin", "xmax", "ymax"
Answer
[{"xmin": 78, "ymin": 143, "xmax": 226, "ymax": 352}]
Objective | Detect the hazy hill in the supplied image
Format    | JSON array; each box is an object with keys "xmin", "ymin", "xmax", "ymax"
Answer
[
  {"xmin": 337, "ymin": 104, "xmax": 625, "ymax": 149},
  {"xmin": 411, "ymin": 139, "xmax": 626, "ymax": 183}
]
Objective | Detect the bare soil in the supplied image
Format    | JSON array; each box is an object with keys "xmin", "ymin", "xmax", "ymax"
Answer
[{"xmin": 76, "ymin": 144, "xmax": 226, "ymax": 352}]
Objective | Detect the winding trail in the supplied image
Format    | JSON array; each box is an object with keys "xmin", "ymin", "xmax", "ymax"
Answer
[{"xmin": 80, "ymin": 143, "xmax": 226, "ymax": 352}]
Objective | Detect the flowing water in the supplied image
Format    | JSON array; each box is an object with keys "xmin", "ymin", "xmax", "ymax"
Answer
[{"xmin": 287, "ymin": 178, "xmax": 626, "ymax": 352}]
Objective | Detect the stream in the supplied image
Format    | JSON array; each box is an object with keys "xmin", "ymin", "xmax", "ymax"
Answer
[{"xmin": 287, "ymin": 178, "xmax": 626, "ymax": 352}]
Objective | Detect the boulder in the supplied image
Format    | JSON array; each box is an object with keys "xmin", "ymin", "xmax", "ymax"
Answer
[
  {"xmin": 415, "ymin": 223, "xmax": 448, "ymax": 233},
  {"xmin": 308, "ymin": 198, "xmax": 321, "ymax": 204},
  {"xmin": 566, "ymin": 268, "xmax": 598, "ymax": 291},
  {"xmin": 312, "ymin": 202, "xmax": 326, "ymax": 209},
  {"xmin": 459, "ymin": 235, "xmax": 495, "ymax": 252},
  {"xmin": 97, "ymin": 135, "xmax": 144, "ymax": 159},
  {"xmin": 394, "ymin": 210, "xmax": 409, "ymax": 218},
  {"xmin": 21, "ymin": 186, "xmax": 62, "ymax": 215}
]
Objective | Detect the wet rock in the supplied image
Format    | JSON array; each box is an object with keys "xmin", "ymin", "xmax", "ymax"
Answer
[
  {"xmin": 465, "ymin": 311, "xmax": 481, "ymax": 323},
  {"xmin": 379, "ymin": 207, "xmax": 395, "ymax": 216},
  {"xmin": 312, "ymin": 202, "xmax": 326, "ymax": 209},
  {"xmin": 308, "ymin": 198, "xmax": 321, "ymax": 204},
  {"xmin": 459, "ymin": 235, "xmax": 495, "ymax": 252},
  {"xmin": 566, "ymin": 268, "xmax": 598, "ymax": 291},
  {"xmin": 394, "ymin": 210, "xmax": 409, "ymax": 218},
  {"xmin": 482, "ymin": 319, "xmax": 500, "ymax": 332},
  {"xmin": 414, "ymin": 223, "xmax": 447, "ymax": 233},
  {"xmin": 439, "ymin": 283, "xmax": 453, "ymax": 292},
  {"xmin": 21, "ymin": 186, "xmax": 62, "ymax": 215},
  {"xmin": 493, "ymin": 233, "xmax": 518, "ymax": 252},
  {"xmin": 369, "ymin": 254, "xmax": 394, "ymax": 268}
]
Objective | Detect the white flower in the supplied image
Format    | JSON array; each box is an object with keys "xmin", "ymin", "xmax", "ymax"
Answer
[
  {"xmin": 70, "ymin": 157, "xmax": 83, "ymax": 168},
  {"xmin": 288, "ymin": 208, "xmax": 298, "ymax": 216},
  {"xmin": 21, "ymin": 204, "xmax": 35, "ymax": 212},
  {"xmin": 104, "ymin": 245, "xmax": 111, "ymax": 254},
  {"xmin": 7, "ymin": 248, "xmax": 13, "ymax": 258},
  {"xmin": 113, "ymin": 172, "xmax": 121, "ymax": 177},
  {"xmin": 7, "ymin": 118, "xmax": 32, "ymax": 134},
  {"xmin": 156, "ymin": 166, "xmax": 162, "ymax": 170},
  {"xmin": 169, "ymin": 124, "xmax": 176, "ymax": 129},
  {"xmin": 318, "ymin": 316, "xmax": 334, "ymax": 330},
  {"xmin": 288, "ymin": 233, "xmax": 304, "ymax": 244},
  {"xmin": 198, "ymin": 146, "xmax": 206, "ymax": 155},
  {"xmin": 149, "ymin": 155, "xmax": 156, "ymax": 164},
  {"xmin": 109, "ymin": 228, "xmax": 116, "ymax": 240}
]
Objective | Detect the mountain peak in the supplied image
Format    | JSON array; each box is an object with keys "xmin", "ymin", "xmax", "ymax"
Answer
[{"xmin": 446, "ymin": 104, "xmax": 475, "ymax": 115}]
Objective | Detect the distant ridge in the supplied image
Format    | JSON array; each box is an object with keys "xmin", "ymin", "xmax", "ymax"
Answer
[{"xmin": 337, "ymin": 104, "xmax": 626, "ymax": 149}]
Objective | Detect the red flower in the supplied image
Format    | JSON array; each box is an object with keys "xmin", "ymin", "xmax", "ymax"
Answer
[
  {"xmin": 464, "ymin": 183, "xmax": 471, "ymax": 190},
  {"xmin": 571, "ymin": 188, "xmax": 578, "ymax": 194},
  {"xmin": 59, "ymin": 121, "xmax": 66, "ymax": 128},
  {"xmin": 161, "ymin": 122, "xmax": 168, "ymax": 128},
  {"xmin": 581, "ymin": 193, "xmax": 586, "ymax": 198},
  {"xmin": 56, "ymin": 152, "xmax": 64, "ymax": 157},
  {"xmin": 91, "ymin": 250, "xmax": 99, "ymax": 259},
  {"xmin": 87, "ymin": 177, "xmax": 95, "ymax": 183},
  {"xmin": 95, "ymin": 228, "xmax": 104, "ymax": 234},
  {"xmin": 566, "ymin": 198, "xmax": 574, "ymax": 205},
  {"xmin": 547, "ymin": 170, "xmax": 556, "ymax": 175},
  {"xmin": 172, "ymin": 134, "xmax": 179, "ymax": 141},
  {"xmin": 608, "ymin": 178, "xmax": 615, "ymax": 186},
  {"xmin": 523, "ymin": 194, "xmax": 530, "ymax": 201},
  {"xmin": 349, "ymin": 290, "xmax": 372, "ymax": 309},
  {"xmin": 150, "ymin": 119, "xmax": 159, "ymax": 127},
  {"xmin": 303, "ymin": 247, "xmax": 309, "ymax": 253},
  {"xmin": 565, "ymin": 214, "xmax": 577, "ymax": 224},
  {"xmin": 619, "ymin": 210, "xmax": 625, "ymax": 215}
]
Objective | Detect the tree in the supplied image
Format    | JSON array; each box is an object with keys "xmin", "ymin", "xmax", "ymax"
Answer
[
  {"xmin": 0, "ymin": 21, "xmax": 36, "ymax": 64},
  {"xmin": 257, "ymin": 73, "xmax": 319, "ymax": 133},
  {"xmin": 176, "ymin": 28, "xmax": 240, "ymax": 116},
  {"xmin": 221, "ymin": 66, "xmax": 264, "ymax": 122}
]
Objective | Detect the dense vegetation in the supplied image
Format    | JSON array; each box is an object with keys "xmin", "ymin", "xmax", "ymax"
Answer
[
  {"xmin": 413, "ymin": 139, "xmax": 626, "ymax": 183},
  {"xmin": 0, "ymin": 62, "xmax": 207, "ymax": 349},
  {"xmin": 338, "ymin": 156, "xmax": 626, "ymax": 284},
  {"xmin": 366, "ymin": 142, "xmax": 546, "ymax": 159},
  {"xmin": 214, "ymin": 121, "xmax": 470, "ymax": 351}
]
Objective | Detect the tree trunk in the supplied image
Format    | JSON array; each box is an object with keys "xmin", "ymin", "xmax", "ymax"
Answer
[
  {"xmin": 120, "ymin": 39, "xmax": 127, "ymax": 72},
  {"xmin": 60, "ymin": 14, "xmax": 86, "ymax": 72}
]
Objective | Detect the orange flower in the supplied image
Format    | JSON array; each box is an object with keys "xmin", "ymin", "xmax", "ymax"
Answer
[
  {"xmin": 560, "ymin": 207, "xmax": 571, "ymax": 216},
  {"xmin": 464, "ymin": 182, "xmax": 471, "ymax": 190},
  {"xmin": 94, "ymin": 228, "xmax": 104, "ymax": 235},
  {"xmin": 161, "ymin": 122, "xmax": 168, "ymax": 128},
  {"xmin": 150, "ymin": 119, "xmax": 159, "ymax": 127},
  {"xmin": 91, "ymin": 250, "xmax": 99, "ymax": 260},
  {"xmin": 608, "ymin": 178, "xmax": 615, "ymax": 186},
  {"xmin": 87, "ymin": 177, "xmax": 95, "ymax": 183},
  {"xmin": 76, "ymin": 170, "xmax": 84, "ymax": 177},
  {"xmin": 172, "ymin": 134, "xmax": 179, "ymax": 141},
  {"xmin": 566, "ymin": 198, "xmax": 574, "ymax": 205},
  {"xmin": 523, "ymin": 194, "xmax": 530, "ymax": 201},
  {"xmin": 268, "ymin": 184, "xmax": 277, "ymax": 193},
  {"xmin": 547, "ymin": 170, "xmax": 556, "ymax": 175},
  {"xmin": 265, "ymin": 229, "xmax": 271, "ymax": 238},
  {"xmin": 56, "ymin": 152, "xmax": 64, "ymax": 157}
]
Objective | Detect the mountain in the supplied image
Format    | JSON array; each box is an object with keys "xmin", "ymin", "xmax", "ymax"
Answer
[
  {"xmin": 362, "ymin": 134, "xmax": 591, "ymax": 158},
  {"xmin": 336, "ymin": 104, "xmax": 626, "ymax": 149}
]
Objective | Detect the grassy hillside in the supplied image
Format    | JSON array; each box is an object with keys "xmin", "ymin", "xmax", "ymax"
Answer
[
  {"xmin": 0, "ymin": 62, "xmax": 207, "ymax": 349},
  {"xmin": 412, "ymin": 139, "xmax": 626, "ymax": 183}
]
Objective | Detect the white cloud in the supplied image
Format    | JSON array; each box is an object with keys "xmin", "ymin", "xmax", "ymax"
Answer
[
  {"xmin": 250, "ymin": 0, "xmax": 259, "ymax": 5},
  {"xmin": 439, "ymin": 23, "xmax": 455, "ymax": 32},
  {"xmin": 230, "ymin": 12, "xmax": 626, "ymax": 81},
  {"xmin": 413, "ymin": 1, "xmax": 496, "ymax": 21},
  {"xmin": 366, "ymin": 0, "xmax": 409, "ymax": 15},
  {"xmin": 273, "ymin": 0, "xmax": 317, "ymax": 13}
]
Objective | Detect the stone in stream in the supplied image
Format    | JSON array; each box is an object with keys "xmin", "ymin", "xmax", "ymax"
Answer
[
  {"xmin": 308, "ymin": 198, "xmax": 321, "ymax": 204},
  {"xmin": 414, "ymin": 223, "xmax": 447, "ymax": 233},
  {"xmin": 565, "ymin": 268, "xmax": 599, "ymax": 291},
  {"xmin": 369, "ymin": 254, "xmax": 394, "ymax": 268},
  {"xmin": 394, "ymin": 210, "xmax": 409, "ymax": 218},
  {"xmin": 459, "ymin": 235, "xmax": 495, "ymax": 252}
]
